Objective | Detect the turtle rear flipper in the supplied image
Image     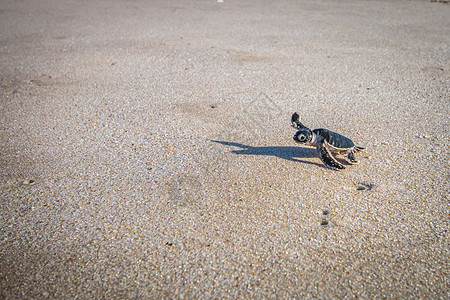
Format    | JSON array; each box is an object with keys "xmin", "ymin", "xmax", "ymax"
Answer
[
  {"xmin": 344, "ymin": 149, "xmax": 359, "ymax": 164},
  {"xmin": 317, "ymin": 140, "xmax": 345, "ymax": 170},
  {"xmin": 355, "ymin": 146, "xmax": 365, "ymax": 151}
]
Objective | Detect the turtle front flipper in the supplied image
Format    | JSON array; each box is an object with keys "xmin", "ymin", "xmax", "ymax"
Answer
[
  {"xmin": 317, "ymin": 139, "xmax": 345, "ymax": 170},
  {"xmin": 291, "ymin": 112, "xmax": 309, "ymax": 130}
]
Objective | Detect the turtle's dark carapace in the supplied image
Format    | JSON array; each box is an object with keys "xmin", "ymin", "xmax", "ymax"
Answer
[{"xmin": 313, "ymin": 128, "xmax": 355, "ymax": 149}]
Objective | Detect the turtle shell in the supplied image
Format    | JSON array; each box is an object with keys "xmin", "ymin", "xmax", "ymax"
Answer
[{"xmin": 313, "ymin": 128, "xmax": 355, "ymax": 149}]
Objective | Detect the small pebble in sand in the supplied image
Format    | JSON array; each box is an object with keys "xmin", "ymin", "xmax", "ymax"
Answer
[
  {"xmin": 322, "ymin": 210, "xmax": 329, "ymax": 215},
  {"xmin": 357, "ymin": 182, "xmax": 374, "ymax": 191},
  {"xmin": 321, "ymin": 219, "xmax": 329, "ymax": 226},
  {"xmin": 22, "ymin": 179, "xmax": 36, "ymax": 185}
]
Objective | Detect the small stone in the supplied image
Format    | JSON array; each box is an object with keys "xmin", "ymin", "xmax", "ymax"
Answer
[
  {"xmin": 322, "ymin": 210, "xmax": 329, "ymax": 215},
  {"xmin": 320, "ymin": 219, "xmax": 329, "ymax": 226},
  {"xmin": 210, "ymin": 104, "xmax": 217, "ymax": 109},
  {"xmin": 23, "ymin": 179, "xmax": 36, "ymax": 185},
  {"xmin": 357, "ymin": 182, "xmax": 374, "ymax": 191}
]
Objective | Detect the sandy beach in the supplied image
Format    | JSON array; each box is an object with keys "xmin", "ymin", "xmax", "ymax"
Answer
[{"xmin": 1, "ymin": 0, "xmax": 449, "ymax": 298}]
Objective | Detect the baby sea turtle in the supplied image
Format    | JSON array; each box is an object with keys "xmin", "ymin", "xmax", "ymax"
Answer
[{"xmin": 291, "ymin": 112, "xmax": 364, "ymax": 170}]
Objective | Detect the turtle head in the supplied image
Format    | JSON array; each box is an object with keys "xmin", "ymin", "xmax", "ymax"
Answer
[{"xmin": 293, "ymin": 129, "xmax": 312, "ymax": 144}]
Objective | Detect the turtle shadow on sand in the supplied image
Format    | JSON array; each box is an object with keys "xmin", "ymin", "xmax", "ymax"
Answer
[{"xmin": 211, "ymin": 140, "xmax": 323, "ymax": 167}]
